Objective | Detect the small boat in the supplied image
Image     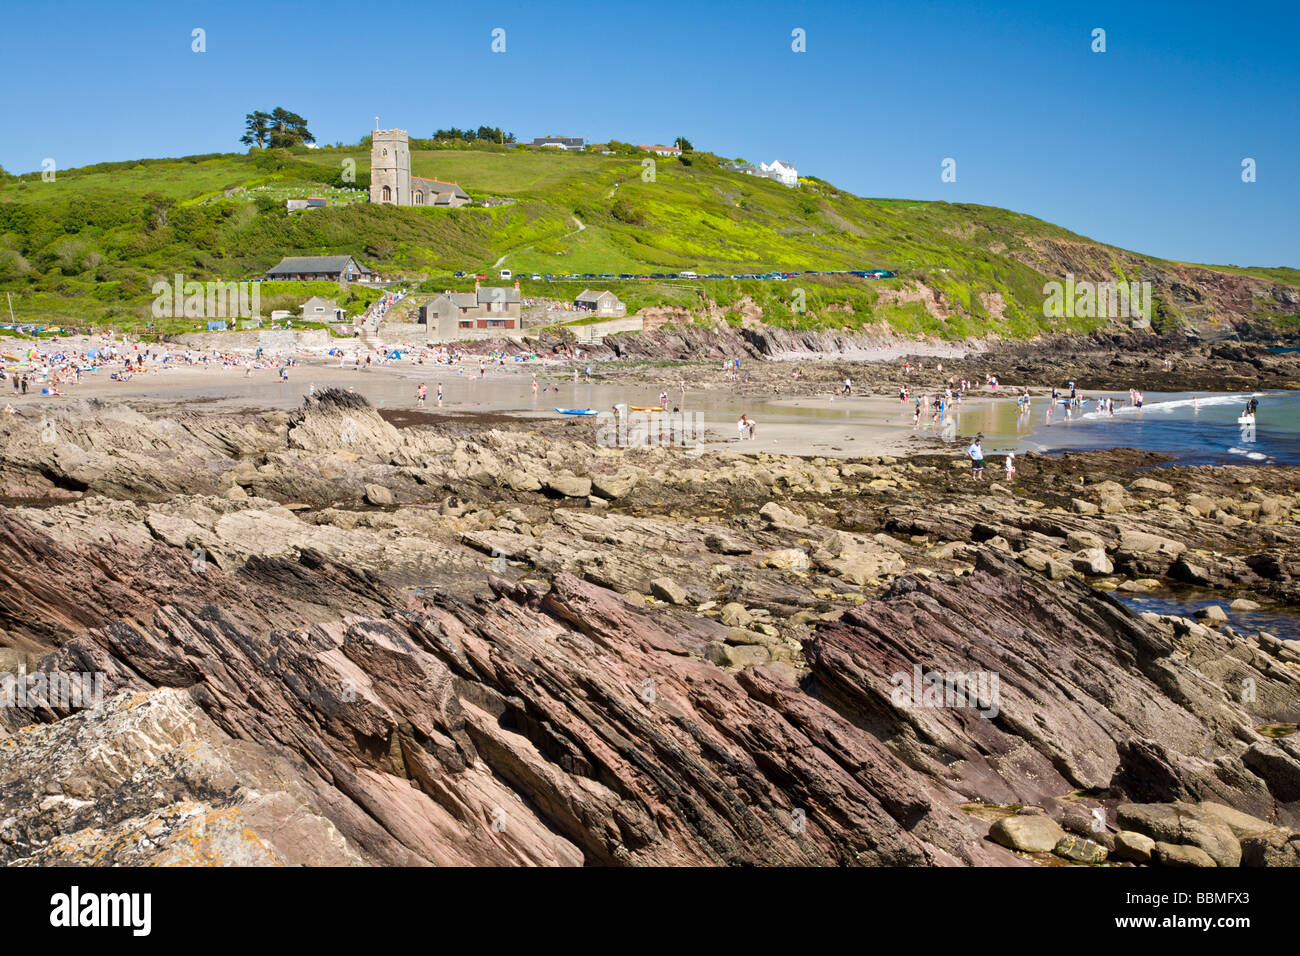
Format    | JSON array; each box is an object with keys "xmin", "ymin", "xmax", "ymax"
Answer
[
  {"xmin": 629, "ymin": 405, "xmax": 664, "ymax": 412},
  {"xmin": 555, "ymin": 407, "xmax": 597, "ymax": 416}
]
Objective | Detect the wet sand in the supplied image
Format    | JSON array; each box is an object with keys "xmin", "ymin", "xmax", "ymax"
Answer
[{"xmin": 2, "ymin": 355, "xmax": 938, "ymax": 457}]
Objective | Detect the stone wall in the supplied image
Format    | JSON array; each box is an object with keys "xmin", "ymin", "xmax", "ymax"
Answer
[{"xmin": 166, "ymin": 329, "xmax": 333, "ymax": 351}]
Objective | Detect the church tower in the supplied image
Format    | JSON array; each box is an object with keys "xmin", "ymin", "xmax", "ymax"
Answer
[{"xmin": 370, "ymin": 129, "xmax": 411, "ymax": 205}]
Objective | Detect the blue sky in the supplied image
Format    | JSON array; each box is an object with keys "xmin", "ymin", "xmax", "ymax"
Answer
[{"xmin": 3, "ymin": 0, "xmax": 1296, "ymax": 266}]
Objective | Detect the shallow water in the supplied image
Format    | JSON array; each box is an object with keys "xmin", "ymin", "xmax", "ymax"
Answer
[
  {"xmin": 959, "ymin": 390, "xmax": 1300, "ymax": 465},
  {"xmin": 1115, "ymin": 592, "xmax": 1300, "ymax": 640}
]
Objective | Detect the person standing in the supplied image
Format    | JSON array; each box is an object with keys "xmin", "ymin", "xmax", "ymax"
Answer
[
  {"xmin": 416, "ymin": 383, "xmax": 427, "ymax": 407},
  {"xmin": 967, "ymin": 435, "xmax": 985, "ymax": 481}
]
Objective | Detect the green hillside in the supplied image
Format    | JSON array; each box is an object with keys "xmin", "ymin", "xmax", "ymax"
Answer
[{"xmin": 1, "ymin": 143, "xmax": 1297, "ymax": 339}]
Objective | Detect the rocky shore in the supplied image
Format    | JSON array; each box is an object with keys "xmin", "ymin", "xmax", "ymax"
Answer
[{"xmin": 1, "ymin": 383, "xmax": 1297, "ymax": 866}]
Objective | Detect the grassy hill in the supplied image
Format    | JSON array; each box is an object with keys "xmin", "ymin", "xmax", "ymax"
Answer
[{"xmin": 1, "ymin": 142, "xmax": 1297, "ymax": 339}]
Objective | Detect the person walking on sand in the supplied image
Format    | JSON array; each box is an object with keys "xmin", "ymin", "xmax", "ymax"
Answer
[
  {"xmin": 416, "ymin": 383, "xmax": 427, "ymax": 407},
  {"xmin": 967, "ymin": 435, "xmax": 986, "ymax": 481},
  {"xmin": 737, "ymin": 415, "xmax": 747, "ymax": 441},
  {"xmin": 747, "ymin": 415, "xmax": 756, "ymax": 440},
  {"xmin": 842, "ymin": 376, "xmax": 852, "ymax": 396},
  {"xmin": 437, "ymin": 383, "xmax": 443, "ymax": 406}
]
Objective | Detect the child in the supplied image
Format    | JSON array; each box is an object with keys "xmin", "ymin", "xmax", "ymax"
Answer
[{"xmin": 1004, "ymin": 452, "xmax": 1016, "ymax": 481}]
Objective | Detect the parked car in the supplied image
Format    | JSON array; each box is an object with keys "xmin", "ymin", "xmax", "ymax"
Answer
[
  {"xmin": 475, "ymin": 272, "xmax": 488, "ymax": 279},
  {"xmin": 500, "ymin": 269, "xmax": 513, "ymax": 280},
  {"xmin": 453, "ymin": 271, "xmax": 466, "ymax": 278},
  {"xmin": 530, "ymin": 274, "xmax": 542, "ymax": 280}
]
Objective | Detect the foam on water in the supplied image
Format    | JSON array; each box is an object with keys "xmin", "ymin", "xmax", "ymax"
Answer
[{"xmin": 982, "ymin": 389, "xmax": 1300, "ymax": 465}]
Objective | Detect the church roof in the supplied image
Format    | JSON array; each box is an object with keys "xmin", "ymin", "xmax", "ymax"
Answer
[{"xmin": 412, "ymin": 176, "xmax": 468, "ymax": 200}]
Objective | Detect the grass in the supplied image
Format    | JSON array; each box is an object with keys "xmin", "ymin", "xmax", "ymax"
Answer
[{"xmin": 1, "ymin": 143, "xmax": 1295, "ymax": 338}]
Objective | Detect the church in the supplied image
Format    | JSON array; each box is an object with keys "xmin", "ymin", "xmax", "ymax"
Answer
[{"xmin": 369, "ymin": 129, "xmax": 470, "ymax": 207}]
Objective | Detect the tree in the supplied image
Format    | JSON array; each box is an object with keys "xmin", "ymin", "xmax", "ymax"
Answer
[
  {"xmin": 674, "ymin": 136, "xmax": 693, "ymax": 152},
  {"xmin": 266, "ymin": 107, "xmax": 315, "ymax": 148},
  {"xmin": 241, "ymin": 111, "xmax": 271, "ymax": 148}
]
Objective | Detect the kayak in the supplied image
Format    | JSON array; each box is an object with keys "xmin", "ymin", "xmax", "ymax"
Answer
[
  {"xmin": 629, "ymin": 405, "xmax": 664, "ymax": 411},
  {"xmin": 555, "ymin": 407, "xmax": 597, "ymax": 416}
]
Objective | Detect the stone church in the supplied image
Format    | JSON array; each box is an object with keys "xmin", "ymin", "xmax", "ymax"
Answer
[{"xmin": 369, "ymin": 129, "xmax": 470, "ymax": 207}]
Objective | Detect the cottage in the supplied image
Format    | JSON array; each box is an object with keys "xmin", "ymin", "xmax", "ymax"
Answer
[
  {"xmin": 574, "ymin": 289, "xmax": 626, "ymax": 318},
  {"xmin": 723, "ymin": 159, "xmax": 800, "ymax": 187},
  {"xmin": 420, "ymin": 280, "xmax": 524, "ymax": 341},
  {"xmin": 759, "ymin": 160, "xmax": 799, "ymax": 187},
  {"xmin": 299, "ymin": 296, "xmax": 346, "ymax": 323},
  {"xmin": 531, "ymin": 136, "xmax": 584, "ymax": 150},
  {"xmin": 639, "ymin": 144, "xmax": 682, "ymax": 157},
  {"xmin": 266, "ymin": 255, "xmax": 372, "ymax": 282}
]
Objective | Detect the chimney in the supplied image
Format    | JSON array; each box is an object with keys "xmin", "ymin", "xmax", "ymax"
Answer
[
  {"xmin": 474, "ymin": 278, "xmax": 480, "ymax": 291},
  {"xmin": 514, "ymin": 279, "xmax": 520, "ymax": 291}
]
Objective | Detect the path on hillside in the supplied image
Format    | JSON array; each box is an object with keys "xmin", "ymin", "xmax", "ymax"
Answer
[{"xmin": 492, "ymin": 216, "xmax": 585, "ymax": 270}]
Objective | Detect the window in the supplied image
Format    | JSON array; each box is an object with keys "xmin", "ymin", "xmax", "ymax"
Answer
[
  {"xmin": 382, "ymin": 185, "xmax": 391, "ymax": 201},
  {"xmin": 414, "ymin": 192, "xmax": 424, "ymax": 205},
  {"xmin": 382, "ymin": 148, "xmax": 388, "ymax": 157}
]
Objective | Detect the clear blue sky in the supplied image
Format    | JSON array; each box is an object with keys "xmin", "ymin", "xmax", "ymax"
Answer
[{"xmin": 4, "ymin": 0, "xmax": 1296, "ymax": 267}]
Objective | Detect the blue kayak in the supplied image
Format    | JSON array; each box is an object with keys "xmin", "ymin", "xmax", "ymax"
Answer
[{"xmin": 555, "ymin": 407, "xmax": 597, "ymax": 416}]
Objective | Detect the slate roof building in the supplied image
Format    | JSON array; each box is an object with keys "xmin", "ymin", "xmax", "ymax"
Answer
[
  {"xmin": 574, "ymin": 289, "xmax": 626, "ymax": 317},
  {"xmin": 420, "ymin": 280, "xmax": 524, "ymax": 341},
  {"xmin": 531, "ymin": 136, "xmax": 584, "ymax": 150},
  {"xmin": 266, "ymin": 255, "xmax": 372, "ymax": 282},
  {"xmin": 299, "ymin": 296, "xmax": 346, "ymax": 322}
]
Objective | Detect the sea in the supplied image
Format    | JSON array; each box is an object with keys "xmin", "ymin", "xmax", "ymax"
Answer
[{"xmin": 973, "ymin": 390, "xmax": 1300, "ymax": 466}]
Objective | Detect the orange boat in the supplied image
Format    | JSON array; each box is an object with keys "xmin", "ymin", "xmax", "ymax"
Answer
[{"xmin": 628, "ymin": 405, "xmax": 663, "ymax": 412}]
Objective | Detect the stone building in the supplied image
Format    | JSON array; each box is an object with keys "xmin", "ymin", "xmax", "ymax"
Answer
[
  {"xmin": 370, "ymin": 129, "xmax": 470, "ymax": 207},
  {"xmin": 420, "ymin": 280, "xmax": 523, "ymax": 341},
  {"xmin": 574, "ymin": 289, "xmax": 626, "ymax": 317}
]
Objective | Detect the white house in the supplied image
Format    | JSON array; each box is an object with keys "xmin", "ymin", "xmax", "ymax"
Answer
[{"xmin": 759, "ymin": 160, "xmax": 799, "ymax": 187}]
